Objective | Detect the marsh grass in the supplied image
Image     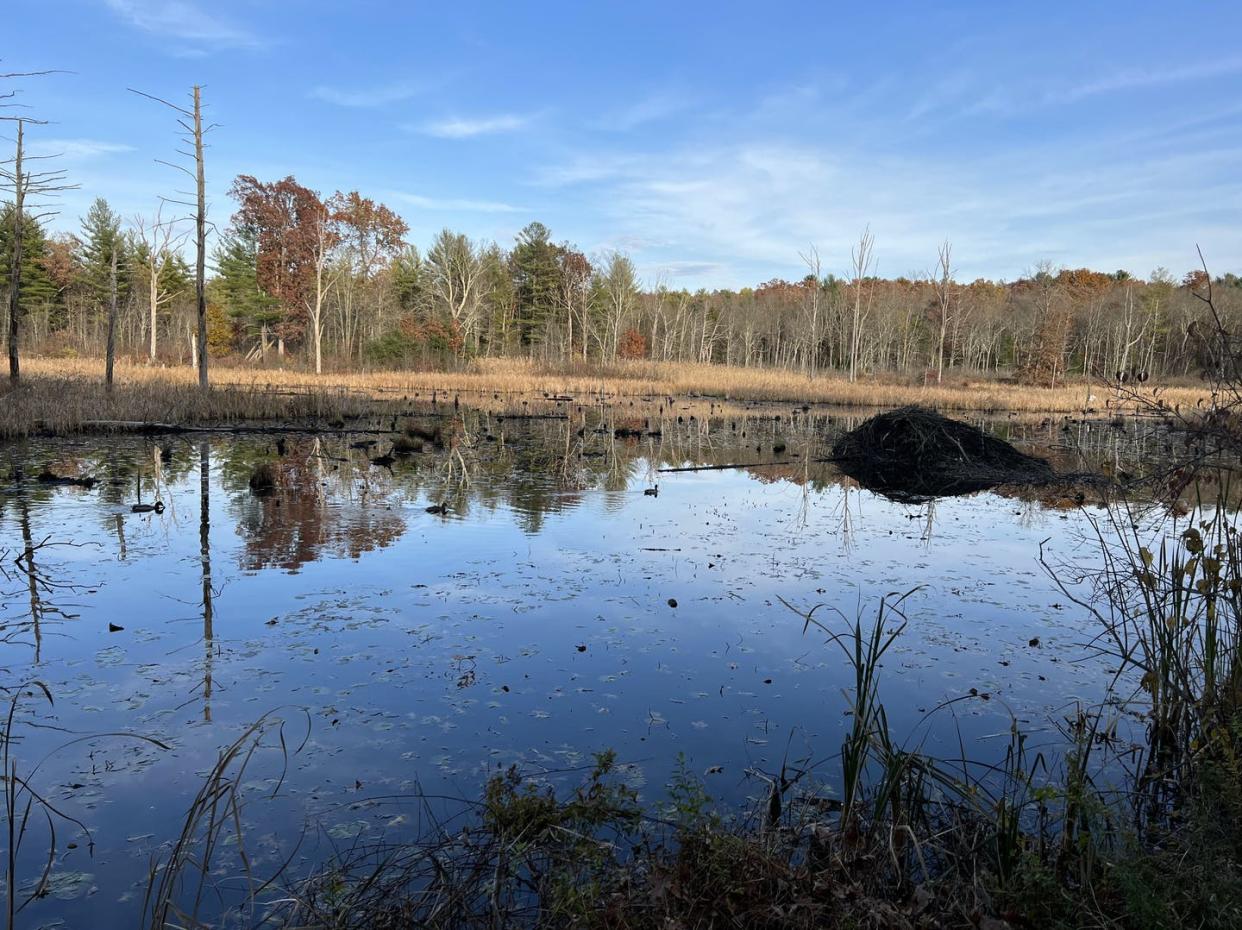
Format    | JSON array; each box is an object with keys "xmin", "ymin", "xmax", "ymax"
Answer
[
  {"xmin": 0, "ymin": 371, "xmax": 379, "ymax": 439},
  {"xmin": 139, "ymin": 711, "xmax": 308, "ymax": 930},
  {"xmin": 1048, "ymin": 472, "xmax": 1242, "ymax": 814},
  {"xmin": 2, "ymin": 356, "xmax": 1212, "ymax": 440}
]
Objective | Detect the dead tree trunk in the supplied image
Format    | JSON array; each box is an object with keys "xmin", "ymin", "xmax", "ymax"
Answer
[
  {"xmin": 199, "ymin": 439, "xmax": 214, "ymax": 721},
  {"xmin": 193, "ymin": 85, "xmax": 208, "ymax": 390},
  {"xmin": 7, "ymin": 119, "xmax": 24, "ymax": 384},
  {"xmin": 934, "ymin": 240, "xmax": 953, "ymax": 385},
  {"xmin": 130, "ymin": 84, "xmax": 210, "ymax": 386},
  {"xmin": 105, "ymin": 243, "xmax": 118, "ymax": 392}
]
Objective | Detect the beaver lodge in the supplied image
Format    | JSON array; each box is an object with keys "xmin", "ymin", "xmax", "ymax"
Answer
[{"xmin": 831, "ymin": 406, "xmax": 1059, "ymax": 503}]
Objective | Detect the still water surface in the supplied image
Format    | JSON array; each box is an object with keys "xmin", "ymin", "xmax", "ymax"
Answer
[{"xmin": 0, "ymin": 409, "xmax": 1146, "ymax": 926}]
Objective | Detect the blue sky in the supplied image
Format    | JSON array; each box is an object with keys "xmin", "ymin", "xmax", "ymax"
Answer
[{"xmin": 6, "ymin": 1, "xmax": 1242, "ymax": 287}]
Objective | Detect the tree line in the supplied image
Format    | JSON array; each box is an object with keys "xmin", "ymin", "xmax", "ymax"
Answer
[
  {"xmin": 3, "ymin": 98, "xmax": 1238, "ymax": 388},
  {"xmin": 3, "ymin": 179, "xmax": 1237, "ymax": 387},
  {"xmin": 4, "ymin": 74, "xmax": 1239, "ymax": 388}
]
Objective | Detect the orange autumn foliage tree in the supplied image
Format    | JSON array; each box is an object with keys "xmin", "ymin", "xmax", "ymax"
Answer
[{"xmin": 618, "ymin": 327, "xmax": 647, "ymax": 360}]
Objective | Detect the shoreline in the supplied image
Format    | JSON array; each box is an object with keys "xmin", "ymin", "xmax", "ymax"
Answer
[{"xmin": 0, "ymin": 356, "xmax": 1203, "ymax": 439}]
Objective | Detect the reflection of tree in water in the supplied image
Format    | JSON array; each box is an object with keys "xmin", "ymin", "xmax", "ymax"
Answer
[
  {"xmin": 207, "ymin": 411, "xmax": 852, "ymax": 544},
  {"xmin": 8, "ymin": 407, "xmax": 1168, "ymax": 583},
  {"xmin": 1, "ymin": 495, "xmax": 94, "ymax": 662},
  {"xmin": 480, "ymin": 427, "xmax": 594, "ymax": 535},
  {"xmin": 464, "ymin": 416, "xmax": 660, "ymax": 533},
  {"xmin": 224, "ymin": 437, "xmax": 407, "ymax": 571},
  {"xmin": 922, "ymin": 497, "xmax": 938, "ymax": 547},
  {"xmin": 838, "ymin": 480, "xmax": 858, "ymax": 552},
  {"xmin": 369, "ymin": 408, "xmax": 1170, "ymax": 535},
  {"xmin": 26, "ymin": 439, "xmax": 197, "ymax": 522},
  {"xmin": 17, "ymin": 497, "xmax": 44, "ymax": 661},
  {"xmin": 199, "ymin": 441, "xmax": 214, "ymax": 722}
]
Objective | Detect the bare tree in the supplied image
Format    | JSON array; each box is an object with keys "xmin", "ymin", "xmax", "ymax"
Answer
[
  {"xmin": 131, "ymin": 85, "xmax": 214, "ymax": 389},
  {"xmin": 2, "ymin": 117, "xmax": 28, "ymax": 384},
  {"xmin": 191, "ymin": 87, "xmax": 207, "ymax": 386},
  {"xmin": 133, "ymin": 204, "xmax": 188, "ymax": 362},
  {"xmin": 932, "ymin": 239, "xmax": 954, "ymax": 384},
  {"xmin": 799, "ymin": 245, "xmax": 822, "ymax": 376},
  {"xmin": 306, "ymin": 196, "xmax": 340, "ymax": 375},
  {"xmin": 1, "ymin": 69, "xmax": 72, "ymax": 383},
  {"xmin": 848, "ymin": 227, "xmax": 875, "ymax": 383},
  {"xmin": 557, "ymin": 246, "xmax": 591, "ymax": 361},
  {"xmin": 1, "ymin": 121, "xmax": 73, "ymax": 384},
  {"xmin": 595, "ymin": 251, "xmax": 639, "ymax": 361},
  {"xmin": 427, "ymin": 228, "xmax": 484, "ymax": 350}
]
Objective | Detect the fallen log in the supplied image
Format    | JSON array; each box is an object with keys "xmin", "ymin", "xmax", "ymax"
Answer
[
  {"xmin": 658, "ymin": 460, "xmax": 795, "ymax": 473},
  {"xmin": 78, "ymin": 420, "xmax": 397, "ymax": 436},
  {"xmin": 36, "ymin": 470, "xmax": 97, "ymax": 488}
]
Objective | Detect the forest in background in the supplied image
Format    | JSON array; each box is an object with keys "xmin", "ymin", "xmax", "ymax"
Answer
[{"xmin": 1, "ymin": 176, "xmax": 1238, "ymax": 388}]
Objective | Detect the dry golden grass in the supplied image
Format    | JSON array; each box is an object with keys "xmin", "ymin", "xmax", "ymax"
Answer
[
  {"xmin": 2, "ymin": 355, "xmax": 1210, "ymax": 438},
  {"xmin": 1, "ymin": 365, "xmax": 376, "ymax": 439}
]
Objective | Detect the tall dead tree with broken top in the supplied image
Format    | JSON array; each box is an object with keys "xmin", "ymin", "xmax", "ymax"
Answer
[
  {"xmin": 1, "ymin": 68, "xmax": 73, "ymax": 385},
  {"xmin": 131, "ymin": 84, "xmax": 213, "ymax": 389}
]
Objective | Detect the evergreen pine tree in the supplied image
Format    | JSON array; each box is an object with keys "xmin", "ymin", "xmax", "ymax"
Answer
[
  {"xmin": 79, "ymin": 198, "xmax": 129, "ymax": 310},
  {"xmin": 0, "ymin": 205, "xmax": 57, "ymax": 311}
]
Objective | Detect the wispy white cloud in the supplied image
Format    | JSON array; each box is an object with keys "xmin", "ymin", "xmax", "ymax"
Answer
[
  {"xmin": 1053, "ymin": 57, "xmax": 1242, "ymax": 104},
  {"xmin": 414, "ymin": 113, "xmax": 534, "ymax": 139},
  {"xmin": 592, "ymin": 91, "xmax": 695, "ymax": 131},
  {"xmin": 103, "ymin": 0, "xmax": 262, "ymax": 49},
  {"xmin": 530, "ymin": 153, "xmax": 642, "ymax": 187},
  {"xmin": 29, "ymin": 138, "xmax": 135, "ymax": 160},
  {"xmin": 390, "ymin": 191, "xmax": 521, "ymax": 213},
  {"xmin": 533, "ymin": 125, "xmax": 1242, "ymax": 287},
  {"xmin": 958, "ymin": 57, "xmax": 1242, "ymax": 118},
  {"xmin": 652, "ymin": 260, "xmax": 728, "ymax": 279},
  {"xmin": 904, "ymin": 72, "xmax": 977, "ymax": 121},
  {"xmin": 311, "ymin": 80, "xmax": 430, "ymax": 108}
]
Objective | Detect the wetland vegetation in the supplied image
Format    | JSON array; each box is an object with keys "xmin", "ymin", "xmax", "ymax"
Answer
[
  {"xmin": 1, "ymin": 384, "xmax": 1240, "ymax": 928},
  {"xmin": 4, "ymin": 11, "xmax": 1242, "ymax": 925}
]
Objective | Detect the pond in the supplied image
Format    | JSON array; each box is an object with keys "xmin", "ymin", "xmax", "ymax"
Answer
[{"xmin": 0, "ymin": 406, "xmax": 1154, "ymax": 927}]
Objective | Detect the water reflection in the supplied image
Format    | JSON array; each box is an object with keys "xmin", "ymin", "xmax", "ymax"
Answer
[
  {"xmin": 18, "ymin": 496, "xmax": 44, "ymax": 662},
  {"xmin": 200, "ymin": 440, "xmax": 214, "ymax": 722},
  {"xmin": 0, "ymin": 406, "xmax": 1172, "ymax": 928},
  {"xmin": 225, "ymin": 438, "xmax": 407, "ymax": 572}
]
